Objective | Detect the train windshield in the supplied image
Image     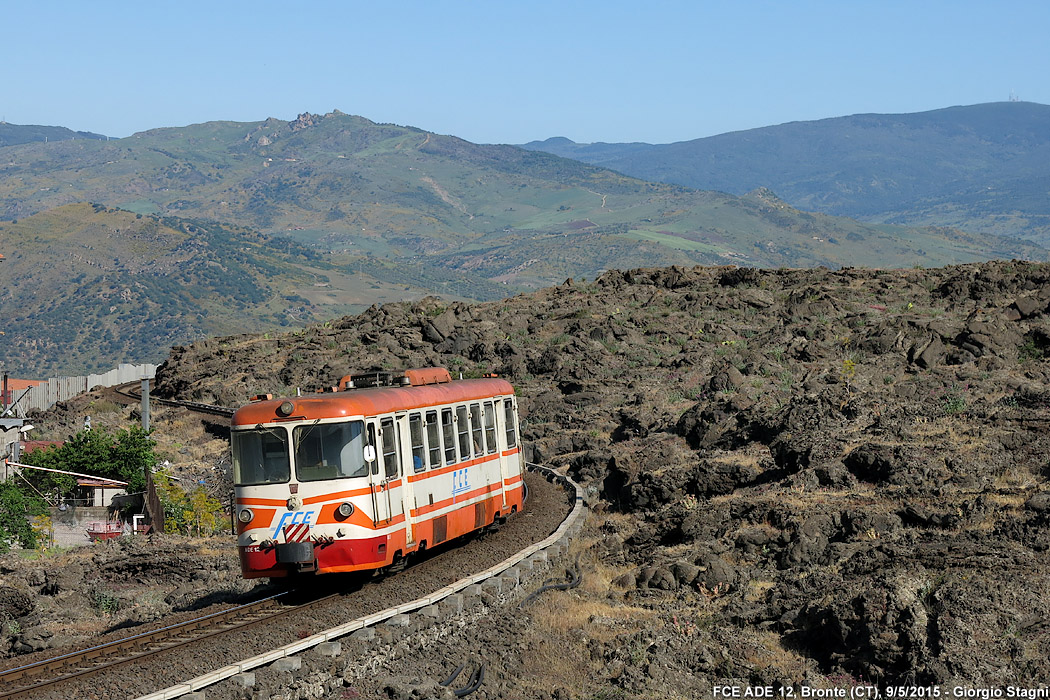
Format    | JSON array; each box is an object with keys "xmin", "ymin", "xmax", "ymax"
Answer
[
  {"xmin": 232, "ymin": 427, "xmax": 291, "ymax": 485},
  {"xmin": 293, "ymin": 420, "xmax": 368, "ymax": 481}
]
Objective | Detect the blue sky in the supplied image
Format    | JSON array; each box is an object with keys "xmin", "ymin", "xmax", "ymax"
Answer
[{"xmin": 2, "ymin": 1, "xmax": 1047, "ymax": 144}]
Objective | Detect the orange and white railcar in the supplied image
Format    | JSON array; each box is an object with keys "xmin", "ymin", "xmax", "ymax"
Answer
[{"xmin": 231, "ymin": 367, "xmax": 524, "ymax": 578}]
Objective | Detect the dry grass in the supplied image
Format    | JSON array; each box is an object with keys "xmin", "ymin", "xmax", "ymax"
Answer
[
  {"xmin": 744, "ymin": 579, "xmax": 776, "ymax": 603},
  {"xmin": 149, "ymin": 407, "xmax": 231, "ymax": 494},
  {"xmin": 987, "ymin": 492, "xmax": 1028, "ymax": 509},
  {"xmin": 704, "ymin": 444, "xmax": 769, "ymax": 471},
  {"xmin": 522, "ymin": 594, "xmax": 659, "ymax": 697},
  {"xmin": 910, "ymin": 417, "xmax": 988, "ymax": 453},
  {"xmin": 994, "ymin": 466, "xmax": 1039, "ymax": 490},
  {"xmin": 530, "ymin": 594, "xmax": 656, "ymax": 640},
  {"xmin": 87, "ymin": 398, "xmax": 124, "ymax": 414},
  {"xmin": 735, "ymin": 628, "xmax": 812, "ymax": 679},
  {"xmin": 519, "ymin": 538, "xmax": 659, "ymax": 696}
]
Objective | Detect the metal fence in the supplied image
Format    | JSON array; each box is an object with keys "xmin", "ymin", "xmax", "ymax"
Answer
[
  {"xmin": 144, "ymin": 467, "xmax": 165, "ymax": 534},
  {"xmin": 7, "ymin": 363, "xmax": 157, "ymax": 416}
]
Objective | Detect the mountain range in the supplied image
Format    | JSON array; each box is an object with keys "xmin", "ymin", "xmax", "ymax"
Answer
[
  {"xmin": 0, "ymin": 106, "xmax": 1047, "ymax": 375},
  {"xmin": 0, "ymin": 122, "xmax": 108, "ymax": 147},
  {"xmin": 522, "ymin": 101, "xmax": 1050, "ymax": 246}
]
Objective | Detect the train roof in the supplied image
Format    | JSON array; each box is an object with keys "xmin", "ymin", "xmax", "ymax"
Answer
[{"xmin": 231, "ymin": 376, "xmax": 514, "ymax": 427}]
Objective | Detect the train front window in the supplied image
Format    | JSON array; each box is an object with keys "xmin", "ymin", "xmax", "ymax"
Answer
[
  {"xmin": 232, "ymin": 428, "xmax": 290, "ymax": 485},
  {"xmin": 293, "ymin": 420, "xmax": 367, "ymax": 481}
]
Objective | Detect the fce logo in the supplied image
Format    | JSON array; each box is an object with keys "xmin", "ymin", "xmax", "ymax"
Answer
[
  {"xmin": 451, "ymin": 468, "xmax": 470, "ymax": 496},
  {"xmin": 273, "ymin": 510, "xmax": 315, "ymax": 538}
]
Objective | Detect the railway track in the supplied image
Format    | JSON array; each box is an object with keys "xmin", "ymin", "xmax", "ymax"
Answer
[
  {"xmin": 0, "ymin": 590, "xmax": 334, "ymax": 699},
  {"xmin": 110, "ymin": 381, "xmax": 235, "ymax": 418},
  {"xmin": 0, "ymin": 469, "xmax": 574, "ymax": 700}
]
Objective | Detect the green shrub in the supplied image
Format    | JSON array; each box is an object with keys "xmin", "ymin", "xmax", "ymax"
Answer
[{"xmin": 0, "ymin": 480, "xmax": 48, "ymax": 552}]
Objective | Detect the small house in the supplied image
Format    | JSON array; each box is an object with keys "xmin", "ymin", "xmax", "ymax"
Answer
[{"xmin": 76, "ymin": 477, "xmax": 127, "ymax": 507}]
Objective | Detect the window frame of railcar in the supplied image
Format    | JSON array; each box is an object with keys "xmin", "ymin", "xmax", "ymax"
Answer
[
  {"xmin": 292, "ymin": 419, "xmax": 369, "ymax": 482},
  {"xmin": 504, "ymin": 399, "xmax": 517, "ymax": 449},
  {"xmin": 456, "ymin": 405, "xmax": 471, "ymax": 460},
  {"xmin": 442, "ymin": 408, "xmax": 457, "ymax": 465},
  {"xmin": 482, "ymin": 401, "xmax": 497, "ymax": 454},
  {"xmin": 380, "ymin": 417, "xmax": 399, "ymax": 480},
  {"xmin": 469, "ymin": 403, "xmax": 484, "ymax": 457},
  {"xmin": 425, "ymin": 410, "xmax": 441, "ymax": 469},
  {"xmin": 408, "ymin": 412, "xmax": 426, "ymax": 474},
  {"xmin": 365, "ymin": 423, "xmax": 379, "ymax": 475},
  {"xmin": 232, "ymin": 426, "xmax": 291, "ymax": 486}
]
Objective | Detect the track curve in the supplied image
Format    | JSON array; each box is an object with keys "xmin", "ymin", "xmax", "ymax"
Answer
[
  {"xmin": 110, "ymin": 382, "xmax": 235, "ymax": 418},
  {"xmin": 5, "ymin": 470, "xmax": 573, "ymax": 700}
]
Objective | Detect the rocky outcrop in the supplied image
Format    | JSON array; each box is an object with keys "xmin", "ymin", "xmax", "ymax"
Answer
[{"xmin": 150, "ymin": 260, "xmax": 1050, "ymax": 686}]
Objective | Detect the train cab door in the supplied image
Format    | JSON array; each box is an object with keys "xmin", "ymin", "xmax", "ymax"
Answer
[
  {"xmin": 394, "ymin": 411, "xmax": 418, "ymax": 548},
  {"xmin": 377, "ymin": 418, "xmax": 405, "ymax": 530},
  {"xmin": 495, "ymin": 398, "xmax": 512, "ymax": 510},
  {"xmin": 365, "ymin": 419, "xmax": 391, "ymax": 526}
]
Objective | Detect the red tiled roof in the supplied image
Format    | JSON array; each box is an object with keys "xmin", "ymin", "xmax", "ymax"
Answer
[
  {"xmin": 6, "ymin": 378, "xmax": 43, "ymax": 391},
  {"xmin": 77, "ymin": 477, "xmax": 127, "ymax": 487},
  {"xmin": 21, "ymin": 440, "xmax": 63, "ymax": 453}
]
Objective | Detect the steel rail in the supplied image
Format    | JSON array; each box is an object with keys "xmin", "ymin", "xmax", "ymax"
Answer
[
  {"xmin": 0, "ymin": 591, "xmax": 333, "ymax": 699},
  {"xmin": 137, "ymin": 463, "xmax": 585, "ymax": 700},
  {"xmin": 0, "ymin": 467, "xmax": 580, "ymax": 700},
  {"xmin": 111, "ymin": 381, "xmax": 235, "ymax": 417}
]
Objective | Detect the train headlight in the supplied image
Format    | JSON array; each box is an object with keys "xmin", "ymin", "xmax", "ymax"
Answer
[
  {"xmin": 277, "ymin": 400, "xmax": 295, "ymax": 417},
  {"xmin": 337, "ymin": 502, "xmax": 355, "ymax": 518},
  {"xmin": 237, "ymin": 508, "xmax": 254, "ymax": 524}
]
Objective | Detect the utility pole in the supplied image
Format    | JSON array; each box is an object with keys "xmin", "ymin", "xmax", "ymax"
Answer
[{"xmin": 141, "ymin": 376, "xmax": 151, "ymax": 432}]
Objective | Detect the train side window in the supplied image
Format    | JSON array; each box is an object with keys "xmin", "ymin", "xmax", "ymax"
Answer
[
  {"xmin": 483, "ymin": 401, "xmax": 497, "ymax": 454},
  {"xmin": 366, "ymin": 423, "xmax": 379, "ymax": 475},
  {"xmin": 469, "ymin": 403, "xmax": 484, "ymax": 456},
  {"xmin": 504, "ymin": 399, "xmax": 517, "ymax": 448},
  {"xmin": 409, "ymin": 413, "xmax": 426, "ymax": 473},
  {"xmin": 456, "ymin": 405, "xmax": 471, "ymax": 459},
  {"xmin": 380, "ymin": 418, "xmax": 399, "ymax": 480},
  {"xmin": 442, "ymin": 408, "xmax": 457, "ymax": 464},
  {"xmin": 425, "ymin": 410, "xmax": 441, "ymax": 469}
]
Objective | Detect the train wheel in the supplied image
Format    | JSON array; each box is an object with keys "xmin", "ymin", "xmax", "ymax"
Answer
[{"xmin": 379, "ymin": 551, "xmax": 406, "ymax": 577}]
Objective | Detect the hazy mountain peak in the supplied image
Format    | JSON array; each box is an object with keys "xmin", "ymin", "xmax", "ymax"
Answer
[{"xmin": 522, "ymin": 102, "xmax": 1050, "ymax": 246}]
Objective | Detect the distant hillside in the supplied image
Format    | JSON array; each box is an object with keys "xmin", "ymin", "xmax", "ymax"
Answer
[
  {"xmin": 0, "ymin": 122, "xmax": 109, "ymax": 147},
  {"xmin": 522, "ymin": 102, "xmax": 1050, "ymax": 246},
  {"xmin": 0, "ymin": 111, "xmax": 1040, "ymax": 290},
  {"xmin": 0, "ymin": 204, "xmax": 462, "ymax": 376}
]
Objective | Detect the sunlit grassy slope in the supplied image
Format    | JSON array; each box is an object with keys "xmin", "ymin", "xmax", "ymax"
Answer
[{"xmin": 1, "ymin": 110, "xmax": 1042, "ymax": 292}]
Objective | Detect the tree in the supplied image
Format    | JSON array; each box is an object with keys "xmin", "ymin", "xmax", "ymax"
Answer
[
  {"xmin": 183, "ymin": 487, "xmax": 223, "ymax": 537},
  {"xmin": 20, "ymin": 426, "xmax": 155, "ymax": 498},
  {"xmin": 154, "ymin": 471, "xmax": 224, "ymax": 536},
  {"xmin": 0, "ymin": 480, "xmax": 48, "ymax": 552},
  {"xmin": 109, "ymin": 426, "xmax": 153, "ymax": 493}
]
